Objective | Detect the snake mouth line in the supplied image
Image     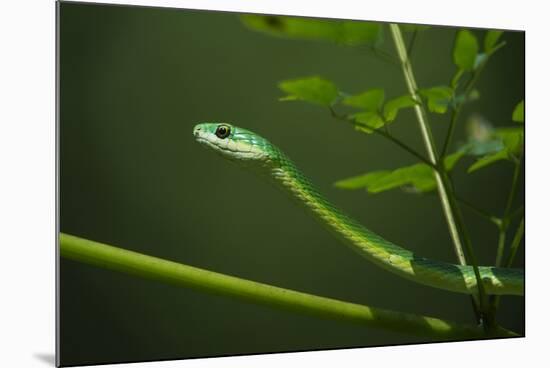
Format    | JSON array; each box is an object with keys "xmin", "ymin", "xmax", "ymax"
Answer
[
  {"xmin": 195, "ymin": 136, "xmax": 253, "ymax": 154},
  {"xmin": 194, "ymin": 136, "xmax": 220, "ymax": 151}
]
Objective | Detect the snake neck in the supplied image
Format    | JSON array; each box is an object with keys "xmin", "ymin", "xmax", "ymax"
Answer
[
  {"xmin": 264, "ymin": 152, "xmax": 523, "ymax": 296},
  {"xmin": 268, "ymin": 153, "xmax": 408, "ymax": 258}
]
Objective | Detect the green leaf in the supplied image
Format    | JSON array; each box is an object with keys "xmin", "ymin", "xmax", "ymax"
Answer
[
  {"xmin": 484, "ymin": 30, "xmax": 504, "ymax": 52},
  {"xmin": 496, "ymin": 127, "xmax": 524, "ymax": 154},
  {"xmin": 419, "ymin": 86, "xmax": 454, "ymax": 114},
  {"xmin": 444, "ymin": 150, "xmax": 467, "ymax": 170},
  {"xmin": 467, "ymin": 150, "xmax": 509, "ymax": 173},
  {"xmin": 368, "ymin": 164, "xmax": 435, "ymax": 193},
  {"xmin": 241, "ymin": 15, "xmax": 383, "ymax": 46},
  {"xmin": 278, "ymin": 76, "xmax": 338, "ymax": 106},
  {"xmin": 335, "ymin": 150, "xmax": 465, "ymax": 194},
  {"xmin": 340, "ymin": 21, "xmax": 384, "ymax": 46},
  {"xmin": 453, "ymin": 30, "xmax": 479, "ymax": 70},
  {"xmin": 334, "ymin": 171, "xmax": 391, "ymax": 190},
  {"xmin": 466, "ymin": 127, "xmax": 523, "ymax": 173},
  {"xmin": 343, "ymin": 89, "xmax": 385, "ymax": 111},
  {"xmin": 351, "ymin": 112, "xmax": 385, "ymax": 133},
  {"xmin": 383, "ymin": 95, "xmax": 417, "ymax": 122},
  {"xmin": 512, "ymin": 100, "xmax": 524, "ymax": 123}
]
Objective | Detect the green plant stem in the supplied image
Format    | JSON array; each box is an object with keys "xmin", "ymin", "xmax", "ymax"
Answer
[
  {"xmin": 59, "ymin": 232, "xmax": 517, "ymax": 339},
  {"xmin": 509, "ymin": 205, "xmax": 524, "ymax": 221},
  {"xmin": 388, "ymin": 24, "xmax": 466, "ymax": 267},
  {"xmin": 439, "ymin": 173, "xmax": 489, "ymax": 317},
  {"xmin": 495, "ymin": 229, "xmax": 508, "ymax": 269},
  {"xmin": 440, "ymin": 84, "xmax": 472, "ymax": 159},
  {"xmin": 504, "ymin": 218, "xmax": 525, "ymax": 268},
  {"xmin": 495, "ymin": 154, "xmax": 523, "ymax": 267},
  {"xmin": 373, "ymin": 129, "xmax": 436, "ymax": 169},
  {"xmin": 407, "ymin": 29, "xmax": 418, "ymax": 58},
  {"xmin": 389, "ymin": 24, "xmax": 489, "ymax": 322},
  {"xmin": 456, "ymin": 196, "xmax": 501, "ymax": 227},
  {"xmin": 488, "ymin": 152, "xmax": 523, "ymax": 324},
  {"xmin": 440, "ymin": 108, "xmax": 461, "ymax": 161},
  {"xmin": 504, "ymin": 155, "xmax": 523, "ymax": 220},
  {"xmin": 490, "ymin": 218, "xmax": 524, "ymax": 313}
]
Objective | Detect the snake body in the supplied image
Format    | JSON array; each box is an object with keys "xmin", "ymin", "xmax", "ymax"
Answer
[{"xmin": 193, "ymin": 123, "xmax": 524, "ymax": 296}]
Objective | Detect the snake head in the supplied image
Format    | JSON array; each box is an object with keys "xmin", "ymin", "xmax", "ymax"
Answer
[{"xmin": 193, "ymin": 122, "xmax": 279, "ymax": 165}]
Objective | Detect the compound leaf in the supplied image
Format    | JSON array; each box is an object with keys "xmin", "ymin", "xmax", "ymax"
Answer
[
  {"xmin": 351, "ymin": 112, "xmax": 385, "ymax": 133},
  {"xmin": 334, "ymin": 171, "xmax": 391, "ymax": 189},
  {"xmin": 453, "ymin": 30, "xmax": 479, "ymax": 70},
  {"xmin": 343, "ymin": 89, "xmax": 385, "ymax": 111},
  {"xmin": 241, "ymin": 15, "xmax": 383, "ymax": 46},
  {"xmin": 278, "ymin": 76, "xmax": 339, "ymax": 106},
  {"xmin": 335, "ymin": 150, "xmax": 465, "ymax": 194},
  {"xmin": 419, "ymin": 86, "xmax": 454, "ymax": 114},
  {"xmin": 383, "ymin": 95, "xmax": 417, "ymax": 122}
]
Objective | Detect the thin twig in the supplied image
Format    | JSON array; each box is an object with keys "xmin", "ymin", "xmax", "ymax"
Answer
[
  {"xmin": 488, "ymin": 152, "xmax": 523, "ymax": 323},
  {"xmin": 456, "ymin": 196, "xmax": 501, "ymax": 226},
  {"xmin": 509, "ymin": 205, "xmax": 524, "ymax": 220},
  {"xmin": 495, "ymin": 153, "xmax": 523, "ymax": 267},
  {"xmin": 329, "ymin": 107, "xmax": 435, "ymax": 169},
  {"xmin": 441, "ymin": 70, "xmax": 482, "ymax": 159},
  {"xmin": 504, "ymin": 218, "xmax": 525, "ymax": 268},
  {"xmin": 490, "ymin": 218, "xmax": 524, "ymax": 313},
  {"xmin": 373, "ymin": 129, "xmax": 437, "ymax": 169},
  {"xmin": 366, "ymin": 45, "xmax": 402, "ymax": 68},
  {"xmin": 407, "ymin": 29, "xmax": 418, "ymax": 58}
]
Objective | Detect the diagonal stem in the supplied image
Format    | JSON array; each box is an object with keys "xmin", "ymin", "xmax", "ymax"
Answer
[
  {"xmin": 456, "ymin": 195, "xmax": 501, "ymax": 226},
  {"xmin": 504, "ymin": 218, "xmax": 525, "ymax": 268},
  {"xmin": 389, "ymin": 24, "xmax": 489, "ymax": 324},
  {"xmin": 490, "ymin": 218, "xmax": 525, "ymax": 314},
  {"xmin": 388, "ymin": 24, "xmax": 465, "ymax": 265},
  {"xmin": 59, "ymin": 232, "xmax": 517, "ymax": 339},
  {"xmin": 495, "ymin": 153, "xmax": 523, "ymax": 267}
]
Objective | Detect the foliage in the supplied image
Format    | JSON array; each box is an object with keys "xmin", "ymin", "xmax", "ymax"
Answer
[
  {"xmin": 453, "ymin": 30, "xmax": 479, "ymax": 71},
  {"xmin": 512, "ymin": 100, "xmax": 524, "ymax": 123},
  {"xmin": 466, "ymin": 114, "xmax": 524, "ymax": 173},
  {"xmin": 241, "ymin": 15, "xmax": 383, "ymax": 46},
  {"xmin": 343, "ymin": 89, "xmax": 385, "ymax": 111},
  {"xmin": 335, "ymin": 150, "xmax": 465, "ymax": 193},
  {"xmin": 278, "ymin": 76, "xmax": 338, "ymax": 106},
  {"xmin": 383, "ymin": 95, "xmax": 417, "ymax": 122},
  {"xmin": 242, "ymin": 17, "xmax": 524, "ymax": 333},
  {"xmin": 419, "ymin": 86, "xmax": 454, "ymax": 114}
]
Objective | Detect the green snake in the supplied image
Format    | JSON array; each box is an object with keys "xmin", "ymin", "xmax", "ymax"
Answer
[{"xmin": 193, "ymin": 122, "xmax": 524, "ymax": 296}]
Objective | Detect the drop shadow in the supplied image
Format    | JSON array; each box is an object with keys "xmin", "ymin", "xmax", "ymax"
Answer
[{"xmin": 33, "ymin": 353, "xmax": 55, "ymax": 366}]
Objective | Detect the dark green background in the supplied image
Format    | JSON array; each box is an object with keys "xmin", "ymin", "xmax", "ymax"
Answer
[{"xmin": 59, "ymin": 2, "xmax": 525, "ymax": 366}]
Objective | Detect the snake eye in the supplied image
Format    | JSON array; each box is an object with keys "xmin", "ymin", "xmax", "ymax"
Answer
[{"xmin": 215, "ymin": 125, "xmax": 231, "ymax": 139}]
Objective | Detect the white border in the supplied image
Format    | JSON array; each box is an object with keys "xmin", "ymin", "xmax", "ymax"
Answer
[{"xmin": 1, "ymin": 1, "xmax": 548, "ymax": 367}]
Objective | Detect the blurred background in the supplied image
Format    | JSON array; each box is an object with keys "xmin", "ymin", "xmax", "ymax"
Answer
[{"xmin": 59, "ymin": 2, "xmax": 524, "ymax": 366}]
